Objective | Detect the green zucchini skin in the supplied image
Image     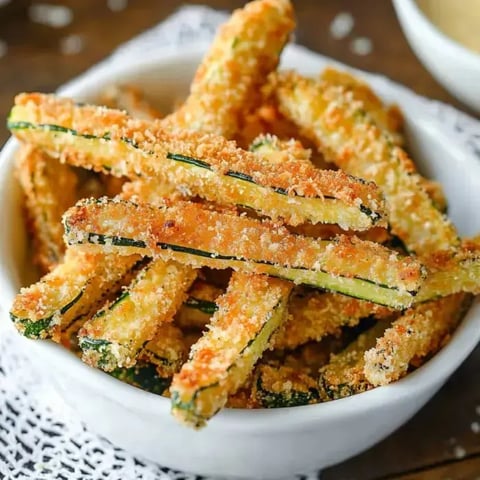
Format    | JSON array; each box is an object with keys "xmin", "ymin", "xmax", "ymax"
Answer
[
  {"xmin": 183, "ymin": 297, "xmax": 218, "ymax": 315},
  {"xmin": 253, "ymin": 365, "xmax": 320, "ymax": 408},
  {"xmin": 171, "ymin": 276, "xmax": 292, "ymax": 428},
  {"xmin": 8, "ymin": 120, "xmax": 385, "ymax": 229},
  {"xmin": 110, "ymin": 363, "xmax": 171, "ymax": 395},
  {"xmin": 10, "ymin": 289, "xmax": 84, "ymax": 339},
  {"xmin": 66, "ymin": 231, "xmax": 416, "ymax": 308}
]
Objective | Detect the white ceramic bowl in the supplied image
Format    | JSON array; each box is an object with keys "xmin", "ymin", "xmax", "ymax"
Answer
[
  {"xmin": 393, "ymin": 0, "xmax": 480, "ymax": 113},
  {"xmin": 1, "ymin": 46, "xmax": 480, "ymax": 479}
]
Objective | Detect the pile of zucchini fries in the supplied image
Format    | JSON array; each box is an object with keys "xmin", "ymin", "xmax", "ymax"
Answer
[{"xmin": 8, "ymin": 0, "xmax": 480, "ymax": 429}]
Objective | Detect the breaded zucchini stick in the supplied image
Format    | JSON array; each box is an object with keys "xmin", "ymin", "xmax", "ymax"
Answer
[
  {"xmin": 79, "ymin": 260, "xmax": 196, "ymax": 371},
  {"xmin": 109, "ymin": 323, "xmax": 187, "ymax": 395},
  {"xmin": 100, "ymin": 84, "xmax": 162, "ymax": 121},
  {"xmin": 252, "ymin": 363, "xmax": 320, "ymax": 407},
  {"xmin": 15, "ymin": 145, "xmax": 78, "ymax": 273},
  {"xmin": 272, "ymin": 291, "xmax": 392, "ymax": 350},
  {"xmin": 249, "ymin": 133, "xmax": 312, "ymax": 163},
  {"xmin": 275, "ymin": 71, "xmax": 458, "ymax": 251},
  {"xmin": 363, "ymin": 294, "xmax": 472, "ymax": 386},
  {"xmin": 99, "ymin": 84, "xmax": 161, "ymax": 195},
  {"xmin": 170, "ymin": 273, "xmax": 292, "ymax": 428},
  {"xmin": 320, "ymin": 67, "xmax": 404, "ymax": 145},
  {"xmin": 8, "ymin": 94, "xmax": 387, "ymax": 230},
  {"xmin": 416, "ymin": 238, "xmax": 480, "ymax": 301},
  {"xmin": 63, "ymin": 198, "xmax": 424, "ymax": 308},
  {"xmin": 175, "ymin": 280, "xmax": 222, "ymax": 329},
  {"xmin": 318, "ymin": 321, "xmax": 389, "ymax": 401},
  {"xmin": 139, "ymin": 323, "xmax": 187, "ymax": 378},
  {"xmin": 10, "ymin": 249, "xmax": 141, "ymax": 340},
  {"xmin": 110, "ymin": 362, "xmax": 171, "ymax": 395},
  {"xmin": 166, "ymin": 0, "xmax": 294, "ymax": 137},
  {"xmin": 422, "ymin": 178, "xmax": 447, "ymax": 213},
  {"xmin": 320, "ymin": 68, "xmax": 448, "ymax": 213}
]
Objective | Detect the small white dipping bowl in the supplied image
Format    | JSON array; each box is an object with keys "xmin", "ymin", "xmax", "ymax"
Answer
[
  {"xmin": 0, "ymin": 45, "xmax": 479, "ymax": 479},
  {"xmin": 393, "ymin": 0, "xmax": 480, "ymax": 114}
]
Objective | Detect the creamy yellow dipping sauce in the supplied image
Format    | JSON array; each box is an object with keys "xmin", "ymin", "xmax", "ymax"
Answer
[{"xmin": 416, "ymin": 0, "xmax": 480, "ymax": 53}]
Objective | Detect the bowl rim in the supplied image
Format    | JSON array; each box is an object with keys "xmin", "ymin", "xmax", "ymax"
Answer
[
  {"xmin": 1, "ymin": 45, "xmax": 479, "ymax": 431},
  {"xmin": 392, "ymin": 0, "xmax": 480, "ymax": 66}
]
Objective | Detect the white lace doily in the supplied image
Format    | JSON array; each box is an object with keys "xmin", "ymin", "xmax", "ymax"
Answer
[{"xmin": 1, "ymin": 5, "xmax": 480, "ymax": 480}]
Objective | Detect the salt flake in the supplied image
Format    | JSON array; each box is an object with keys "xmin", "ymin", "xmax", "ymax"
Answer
[
  {"xmin": 350, "ymin": 37, "xmax": 373, "ymax": 56},
  {"xmin": 329, "ymin": 12, "xmax": 354, "ymax": 40}
]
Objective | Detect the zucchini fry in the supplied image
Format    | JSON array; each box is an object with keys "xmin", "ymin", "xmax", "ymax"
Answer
[
  {"xmin": 15, "ymin": 144, "xmax": 78, "ymax": 272},
  {"xmin": 422, "ymin": 178, "xmax": 447, "ymax": 213},
  {"xmin": 252, "ymin": 363, "xmax": 320, "ymax": 408},
  {"xmin": 249, "ymin": 133, "xmax": 312, "ymax": 163},
  {"xmin": 319, "ymin": 68, "xmax": 448, "ymax": 213},
  {"xmin": 166, "ymin": 0, "xmax": 294, "ymax": 137},
  {"xmin": 318, "ymin": 321, "xmax": 389, "ymax": 401},
  {"xmin": 274, "ymin": 71, "xmax": 458, "ymax": 251},
  {"xmin": 363, "ymin": 294, "xmax": 472, "ymax": 386},
  {"xmin": 170, "ymin": 273, "xmax": 292, "ymax": 428},
  {"xmin": 109, "ymin": 312, "xmax": 186, "ymax": 395},
  {"xmin": 272, "ymin": 291, "xmax": 392, "ymax": 350},
  {"xmin": 99, "ymin": 84, "xmax": 161, "ymax": 195},
  {"xmin": 416, "ymin": 238, "xmax": 480, "ymax": 301},
  {"xmin": 79, "ymin": 260, "xmax": 196, "ymax": 371},
  {"xmin": 63, "ymin": 198, "xmax": 424, "ymax": 308},
  {"xmin": 8, "ymin": 94, "xmax": 387, "ymax": 230},
  {"xmin": 320, "ymin": 67, "xmax": 404, "ymax": 145},
  {"xmin": 100, "ymin": 84, "xmax": 162, "ymax": 121},
  {"xmin": 10, "ymin": 248, "xmax": 141, "ymax": 340},
  {"xmin": 139, "ymin": 323, "xmax": 187, "ymax": 378},
  {"xmin": 110, "ymin": 363, "xmax": 171, "ymax": 396},
  {"xmin": 175, "ymin": 280, "xmax": 222, "ymax": 330}
]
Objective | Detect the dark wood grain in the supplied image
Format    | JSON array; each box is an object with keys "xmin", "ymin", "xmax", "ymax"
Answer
[
  {"xmin": 392, "ymin": 455, "xmax": 480, "ymax": 480},
  {"xmin": 0, "ymin": 1, "xmax": 478, "ymax": 478}
]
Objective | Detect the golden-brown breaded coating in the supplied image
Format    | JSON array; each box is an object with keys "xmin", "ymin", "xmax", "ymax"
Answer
[
  {"xmin": 166, "ymin": 0, "xmax": 294, "ymax": 137},
  {"xmin": 10, "ymin": 93, "xmax": 388, "ymax": 229}
]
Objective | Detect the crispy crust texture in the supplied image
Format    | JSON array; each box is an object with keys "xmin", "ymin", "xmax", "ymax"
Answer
[
  {"xmin": 418, "ymin": 238, "xmax": 480, "ymax": 299},
  {"xmin": 319, "ymin": 321, "xmax": 389, "ymax": 401},
  {"xmin": 10, "ymin": 249, "xmax": 140, "ymax": 341},
  {"xmin": 363, "ymin": 293, "xmax": 470, "ymax": 386},
  {"xmin": 15, "ymin": 145, "xmax": 78, "ymax": 273},
  {"xmin": 79, "ymin": 259, "xmax": 196, "ymax": 371},
  {"xmin": 272, "ymin": 291, "xmax": 392, "ymax": 350},
  {"xmin": 99, "ymin": 84, "xmax": 162, "ymax": 120},
  {"xmin": 10, "ymin": 93, "xmax": 387, "ymax": 227},
  {"xmin": 320, "ymin": 67, "xmax": 404, "ymax": 145},
  {"xmin": 170, "ymin": 272, "xmax": 292, "ymax": 427},
  {"xmin": 63, "ymin": 198, "xmax": 424, "ymax": 295},
  {"xmin": 140, "ymin": 323, "xmax": 188, "ymax": 378},
  {"xmin": 275, "ymin": 71, "xmax": 458, "ymax": 252},
  {"xmin": 165, "ymin": 0, "xmax": 294, "ymax": 137}
]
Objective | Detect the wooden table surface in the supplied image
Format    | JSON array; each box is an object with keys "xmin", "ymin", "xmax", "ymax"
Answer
[{"xmin": 0, "ymin": 1, "xmax": 479, "ymax": 479}]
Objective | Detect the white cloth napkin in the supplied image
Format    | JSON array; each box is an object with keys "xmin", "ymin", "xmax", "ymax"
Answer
[{"xmin": 1, "ymin": 5, "xmax": 479, "ymax": 480}]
